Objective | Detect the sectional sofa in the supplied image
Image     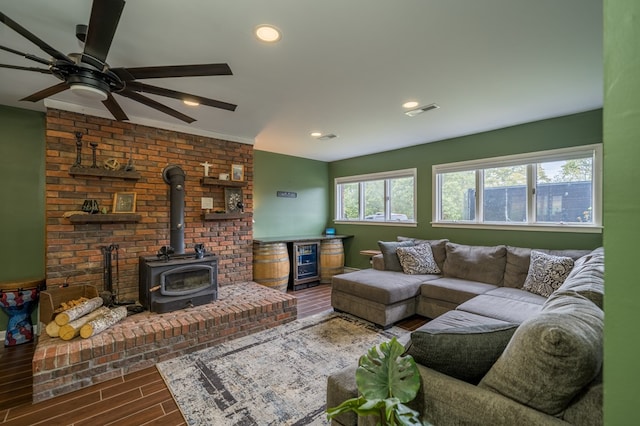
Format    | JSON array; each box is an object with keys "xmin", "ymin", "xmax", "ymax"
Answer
[{"xmin": 327, "ymin": 238, "xmax": 604, "ymax": 425}]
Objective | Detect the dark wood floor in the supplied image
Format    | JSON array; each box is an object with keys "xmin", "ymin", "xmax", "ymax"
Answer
[{"xmin": 0, "ymin": 283, "xmax": 427, "ymax": 425}]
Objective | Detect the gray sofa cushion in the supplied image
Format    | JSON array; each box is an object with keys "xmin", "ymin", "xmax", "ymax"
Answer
[
  {"xmin": 378, "ymin": 240, "xmax": 415, "ymax": 271},
  {"xmin": 479, "ymin": 292, "xmax": 603, "ymax": 416},
  {"xmin": 483, "ymin": 287, "xmax": 548, "ymax": 304},
  {"xmin": 554, "ymin": 247, "xmax": 604, "ymax": 309},
  {"xmin": 442, "ymin": 243, "xmax": 507, "ymax": 285},
  {"xmin": 398, "ymin": 237, "xmax": 449, "ymax": 271},
  {"xmin": 562, "ymin": 378, "xmax": 603, "ymax": 426},
  {"xmin": 456, "ymin": 294, "xmax": 544, "ymax": 324},
  {"xmin": 407, "ymin": 314, "xmax": 518, "ymax": 384},
  {"xmin": 504, "ymin": 246, "xmax": 537, "ymax": 288},
  {"xmin": 332, "ymin": 269, "xmax": 435, "ymax": 304},
  {"xmin": 420, "ymin": 277, "xmax": 497, "ymax": 305},
  {"xmin": 421, "ymin": 309, "xmax": 516, "ymax": 330},
  {"xmin": 326, "ymin": 365, "xmax": 359, "ymax": 426}
]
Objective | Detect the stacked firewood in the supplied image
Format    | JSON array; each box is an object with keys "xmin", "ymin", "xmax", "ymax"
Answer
[{"xmin": 45, "ymin": 296, "xmax": 127, "ymax": 340}]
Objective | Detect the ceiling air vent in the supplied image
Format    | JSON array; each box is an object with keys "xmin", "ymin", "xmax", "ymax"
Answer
[
  {"xmin": 317, "ymin": 133, "xmax": 338, "ymax": 140},
  {"xmin": 404, "ymin": 103, "xmax": 440, "ymax": 117}
]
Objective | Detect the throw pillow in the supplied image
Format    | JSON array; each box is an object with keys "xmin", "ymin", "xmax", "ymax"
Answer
[
  {"xmin": 396, "ymin": 243, "xmax": 441, "ymax": 275},
  {"xmin": 478, "ymin": 293, "xmax": 603, "ymax": 415},
  {"xmin": 377, "ymin": 240, "xmax": 415, "ymax": 272},
  {"xmin": 406, "ymin": 322, "xmax": 518, "ymax": 384},
  {"xmin": 523, "ymin": 251, "xmax": 575, "ymax": 297},
  {"xmin": 397, "ymin": 237, "xmax": 449, "ymax": 271}
]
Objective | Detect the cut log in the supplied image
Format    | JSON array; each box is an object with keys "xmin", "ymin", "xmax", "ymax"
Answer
[
  {"xmin": 55, "ymin": 297, "xmax": 103, "ymax": 326},
  {"xmin": 58, "ymin": 307, "xmax": 111, "ymax": 341},
  {"xmin": 80, "ymin": 306, "xmax": 127, "ymax": 339},
  {"xmin": 45, "ymin": 321, "xmax": 61, "ymax": 338}
]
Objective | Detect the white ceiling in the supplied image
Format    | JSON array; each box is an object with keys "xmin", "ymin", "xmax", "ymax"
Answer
[{"xmin": 0, "ymin": 0, "xmax": 603, "ymax": 162}]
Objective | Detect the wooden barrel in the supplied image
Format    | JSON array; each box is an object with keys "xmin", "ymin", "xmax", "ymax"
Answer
[
  {"xmin": 320, "ymin": 239, "xmax": 344, "ymax": 284},
  {"xmin": 253, "ymin": 242, "xmax": 290, "ymax": 292}
]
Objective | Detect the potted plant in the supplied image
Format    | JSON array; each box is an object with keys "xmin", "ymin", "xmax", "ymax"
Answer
[{"xmin": 327, "ymin": 337, "xmax": 430, "ymax": 426}]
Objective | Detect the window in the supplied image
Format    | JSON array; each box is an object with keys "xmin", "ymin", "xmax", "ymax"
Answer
[
  {"xmin": 335, "ymin": 169, "xmax": 416, "ymax": 225},
  {"xmin": 433, "ymin": 145, "xmax": 602, "ymax": 232}
]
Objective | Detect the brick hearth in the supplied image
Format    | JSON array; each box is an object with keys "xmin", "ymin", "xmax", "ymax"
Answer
[{"xmin": 32, "ymin": 282, "xmax": 297, "ymax": 403}]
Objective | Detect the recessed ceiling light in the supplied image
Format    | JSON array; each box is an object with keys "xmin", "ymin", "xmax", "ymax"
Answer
[
  {"xmin": 402, "ymin": 101, "xmax": 419, "ymax": 109},
  {"xmin": 255, "ymin": 25, "xmax": 281, "ymax": 43},
  {"xmin": 183, "ymin": 99, "xmax": 199, "ymax": 106},
  {"xmin": 310, "ymin": 132, "xmax": 338, "ymax": 140},
  {"xmin": 405, "ymin": 103, "xmax": 440, "ymax": 117}
]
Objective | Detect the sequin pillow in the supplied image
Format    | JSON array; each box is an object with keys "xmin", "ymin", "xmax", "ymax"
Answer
[
  {"xmin": 396, "ymin": 243, "xmax": 442, "ymax": 275},
  {"xmin": 523, "ymin": 251, "xmax": 574, "ymax": 297}
]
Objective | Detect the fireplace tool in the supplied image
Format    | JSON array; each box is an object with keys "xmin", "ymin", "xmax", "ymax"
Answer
[{"xmin": 101, "ymin": 244, "xmax": 136, "ymax": 307}]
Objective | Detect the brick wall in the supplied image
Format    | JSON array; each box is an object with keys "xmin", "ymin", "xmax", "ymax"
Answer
[{"xmin": 45, "ymin": 109, "xmax": 253, "ymax": 301}]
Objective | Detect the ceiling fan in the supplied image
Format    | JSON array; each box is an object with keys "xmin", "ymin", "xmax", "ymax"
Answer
[{"xmin": 0, "ymin": 0, "xmax": 236, "ymax": 123}]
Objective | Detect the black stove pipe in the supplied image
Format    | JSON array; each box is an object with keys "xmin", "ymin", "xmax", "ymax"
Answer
[{"xmin": 162, "ymin": 164, "xmax": 186, "ymax": 254}]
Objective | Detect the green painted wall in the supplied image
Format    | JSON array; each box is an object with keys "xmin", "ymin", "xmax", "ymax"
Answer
[
  {"xmin": 329, "ymin": 110, "xmax": 604, "ymax": 269},
  {"xmin": 253, "ymin": 150, "xmax": 329, "ymax": 238},
  {"xmin": 0, "ymin": 106, "xmax": 46, "ymax": 331},
  {"xmin": 603, "ymin": 0, "xmax": 640, "ymax": 422},
  {"xmin": 0, "ymin": 105, "xmax": 46, "ymax": 281}
]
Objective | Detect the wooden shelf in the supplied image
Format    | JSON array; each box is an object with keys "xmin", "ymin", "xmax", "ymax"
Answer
[
  {"xmin": 67, "ymin": 214, "xmax": 142, "ymax": 224},
  {"xmin": 200, "ymin": 177, "xmax": 247, "ymax": 187},
  {"xmin": 202, "ymin": 212, "xmax": 250, "ymax": 221},
  {"xmin": 69, "ymin": 166, "xmax": 141, "ymax": 181}
]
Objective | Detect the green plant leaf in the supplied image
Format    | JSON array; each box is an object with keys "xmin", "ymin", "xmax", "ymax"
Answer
[
  {"xmin": 355, "ymin": 337, "xmax": 421, "ymax": 403},
  {"xmin": 326, "ymin": 337, "xmax": 428, "ymax": 425}
]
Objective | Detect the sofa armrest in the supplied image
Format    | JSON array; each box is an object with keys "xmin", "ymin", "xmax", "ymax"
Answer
[
  {"xmin": 417, "ymin": 365, "xmax": 568, "ymax": 426},
  {"xmin": 372, "ymin": 254, "xmax": 385, "ymax": 270}
]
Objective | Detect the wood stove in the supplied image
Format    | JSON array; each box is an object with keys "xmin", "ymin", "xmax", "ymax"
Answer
[
  {"xmin": 139, "ymin": 253, "xmax": 218, "ymax": 314},
  {"xmin": 138, "ymin": 164, "xmax": 218, "ymax": 314}
]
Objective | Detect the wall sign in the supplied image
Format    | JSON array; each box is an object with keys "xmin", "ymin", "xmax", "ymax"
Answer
[{"xmin": 277, "ymin": 191, "xmax": 297, "ymax": 198}]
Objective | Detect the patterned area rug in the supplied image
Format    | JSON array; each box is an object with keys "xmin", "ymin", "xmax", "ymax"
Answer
[{"xmin": 157, "ymin": 310, "xmax": 408, "ymax": 425}]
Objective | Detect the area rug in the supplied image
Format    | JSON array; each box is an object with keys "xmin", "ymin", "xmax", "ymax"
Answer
[{"xmin": 157, "ymin": 310, "xmax": 409, "ymax": 425}]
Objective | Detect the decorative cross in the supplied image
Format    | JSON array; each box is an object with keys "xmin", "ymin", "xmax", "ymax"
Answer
[{"xmin": 200, "ymin": 161, "xmax": 212, "ymax": 177}]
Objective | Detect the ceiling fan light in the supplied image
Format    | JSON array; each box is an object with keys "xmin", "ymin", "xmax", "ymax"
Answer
[
  {"xmin": 69, "ymin": 84, "xmax": 108, "ymax": 101},
  {"xmin": 255, "ymin": 25, "xmax": 282, "ymax": 43}
]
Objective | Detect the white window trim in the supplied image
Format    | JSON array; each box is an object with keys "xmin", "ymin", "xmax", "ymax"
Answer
[
  {"xmin": 432, "ymin": 144, "xmax": 603, "ymax": 232},
  {"xmin": 335, "ymin": 168, "xmax": 418, "ymax": 226}
]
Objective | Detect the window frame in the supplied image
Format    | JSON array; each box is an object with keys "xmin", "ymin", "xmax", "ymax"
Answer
[
  {"xmin": 432, "ymin": 144, "xmax": 602, "ymax": 233},
  {"xmin": 334, "ymin": 168, "xmax": 417, "ymax": 226}
]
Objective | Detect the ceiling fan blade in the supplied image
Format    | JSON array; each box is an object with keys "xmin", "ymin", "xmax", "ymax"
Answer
[
  {"xmin": 0, "ymin": 45, "xmax": 52, "ymax": 66},
  {"xmin": 20, "ymin": 82, "xmax": 69, "ymax": 102},
  {"xmin": 112, "ymin": 63, "xmax": 233, "ymax": 81},
  {"xmin": 0, "ymin": 12, "xmax": 71, "ymax": 62},
  {"xmin": 118, "ymin": 89, "xmax": 196, "ymax": 123},
  {"xmin": 0, "ymin": 63, "xmax": 52, "ymax": 74},
  {"xmin": 83, "ymin": 0, "xmax": 126, "ymax": 63},
  {"xmin": 102, "ymin": 93, "xmax": 129, "ymax": 121},
  {"xmin": 126, "ymin": 81, "xmax": 237, "ymax": 112}
]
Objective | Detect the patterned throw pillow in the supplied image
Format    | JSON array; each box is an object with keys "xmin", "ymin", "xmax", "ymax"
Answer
[
  {"xmin": 523, "ymin": 251, "xmax": 575, "ymax": 297},
  {"xmin": 396, "ymin": 243, "xmax": 441, "ymax": 275}
]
